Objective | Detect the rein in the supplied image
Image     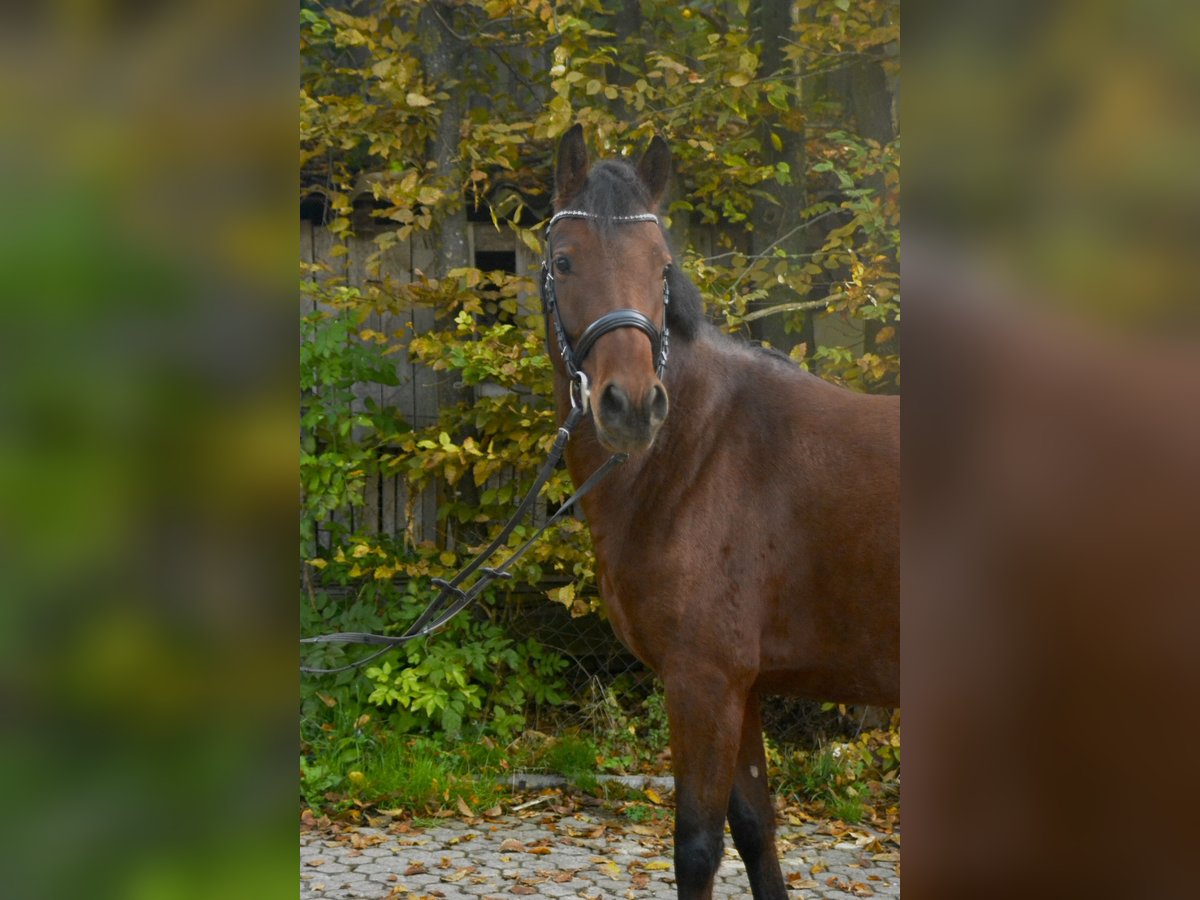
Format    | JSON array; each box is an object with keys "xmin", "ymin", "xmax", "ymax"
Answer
[
  {"xmin": 300, "ymin": 402, "xmax": 625, "ymax": 674},
  {"xmin": 301, "ymin": 209, "xmax": 663, "ymax": 676}
]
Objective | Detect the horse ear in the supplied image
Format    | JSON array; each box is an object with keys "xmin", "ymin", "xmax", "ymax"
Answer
[
  {"xmin": 637, "ymin": 135, "xmax": 672, "ymax": 210},
  {"xmin": 554, "ymin": 124, "xmax": 589, "ymax": 206}
]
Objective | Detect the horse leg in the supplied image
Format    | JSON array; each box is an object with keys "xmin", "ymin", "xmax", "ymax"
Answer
[
  {"xmin": 727, "ymin": 693, "xmax": 788, "ymax": 899},
  {"xmin": 665, "ymin": 673, "xmax": 746, "ymax": 900}
]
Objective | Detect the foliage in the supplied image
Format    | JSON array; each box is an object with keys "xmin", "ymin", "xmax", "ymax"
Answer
[
  {"xmin": 770, "ymin": 715, "xmax": 901, "ymax": 824},
  {"xmin": 300, "ymin": 0, "xmax": 900, "ymax": 800},
  {"xmin": 300, "ymin": 280, "xmax": 410, "ymax": 558},
  {"xmin": 363, "ymin": 628, "xmax": 568, "ymax": 740}
]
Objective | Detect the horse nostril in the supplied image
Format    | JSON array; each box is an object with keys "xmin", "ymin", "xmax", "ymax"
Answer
[
  {"xmin": 600, "ymin": 383, "xmax": 630, "ymax": 421},
  {"xmin": 647, "ymin": 383, "xmax": 669, "ymax": 425}
]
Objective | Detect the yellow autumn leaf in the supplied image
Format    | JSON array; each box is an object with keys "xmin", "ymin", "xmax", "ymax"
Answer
[
  {"xmin": 644, "ymin": 861, "xmax": 671, "ymax": 871},
  {"xmin": 406, "ymin": 91, "xmax": 433, "ymax": 107},
  {"xmin": 644, "ymin": 787, "xmax": 664, "ymax": 805}
]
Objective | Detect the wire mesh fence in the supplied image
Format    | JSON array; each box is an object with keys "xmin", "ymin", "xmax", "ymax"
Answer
[{"xmin": 498, "ymin": 589, "xmax": 884, "ymax": 750}]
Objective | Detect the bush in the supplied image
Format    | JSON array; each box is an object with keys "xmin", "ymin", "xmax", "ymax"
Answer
[{"xmin": 771, "ymin": 719, "xmax": 901, "ymax": 822}]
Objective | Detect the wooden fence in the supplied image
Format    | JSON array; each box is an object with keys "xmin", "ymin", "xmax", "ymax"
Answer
[{"xmin": 301, "ymin": 219, "xmax": 544, "ymax": 550}]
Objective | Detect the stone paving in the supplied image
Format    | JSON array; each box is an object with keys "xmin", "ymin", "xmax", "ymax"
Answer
[{"xmin": 300, "ymin": 806, "xmax": 900, "ymax": 899}]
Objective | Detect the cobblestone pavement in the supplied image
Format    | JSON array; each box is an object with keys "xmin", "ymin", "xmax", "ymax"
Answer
[{"xmin": 300, "ymin": 807, "xmax": 900, "ymax": 899}]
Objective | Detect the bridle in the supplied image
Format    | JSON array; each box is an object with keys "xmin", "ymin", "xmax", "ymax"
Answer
[{"xmin": 540, "ymin": 209, "xmax": 671, "ymax": 413}]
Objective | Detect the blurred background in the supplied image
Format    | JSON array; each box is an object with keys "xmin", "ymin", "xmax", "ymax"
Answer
[
  {"xmin": 904, "ymin": 0, "xmax": 1200, "ymax": 896},
  {"xmin": 0, "ymin": 3, "xmax": 297, "ymax": 898}
]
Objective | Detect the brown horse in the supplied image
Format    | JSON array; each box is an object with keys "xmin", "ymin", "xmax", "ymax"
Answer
[{"xmin": 542, "ymin": 125, "xmax": 899, "ymax": 900}]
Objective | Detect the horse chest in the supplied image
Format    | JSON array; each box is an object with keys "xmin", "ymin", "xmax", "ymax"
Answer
[{"xmin": 595, "ymin": 568, "xmax": 666, "ymax": 669}]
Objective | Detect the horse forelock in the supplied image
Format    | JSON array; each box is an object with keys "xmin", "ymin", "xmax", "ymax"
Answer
[{"xmin": 567, "ymin": 159, "xmax": 652, "ymax": 227}]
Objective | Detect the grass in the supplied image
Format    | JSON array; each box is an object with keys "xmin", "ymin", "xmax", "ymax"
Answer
[
  {"xmin": 541, "ymin": 734, "xmax": 600, "ymax": 791},
  {"xmin": 770, "ymin": 731, "xmax": 901, "ymax": 825},
  {"xmin": 302, "ymin": 731, "xmax": 511, "ymax": 816},
  {"xmin": 300, "ymin": 695, "xmax": 899, "ymax": 823},
  {"xmin": 303, "ymin": 730, "xmax": 617, "ymax": 817}
]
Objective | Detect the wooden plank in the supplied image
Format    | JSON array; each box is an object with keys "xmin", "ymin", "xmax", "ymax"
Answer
[
  {"xmin": 515, "ymin": 231, "xmax": 551, "ymax": 530},
  {"xmin": 472, "ymin": 220, "xmax": 514, "ymax": 253},
  {"xmin": 310, "ymin": 224, "xmax": 346, "ymax": 305},
  {"xmin": 309, "ymin": 225, "xmax": 352, "ymax": 542},
  {"xmin": 516, "ymin": 234, "xmax": 541, "ymax": 317},
  {"xmin": 347, "ymin": 234, "xmax": 381, "ymax": 535},
  {"xmin": 410, "ymin": 231, "xmax": 442, "ymax": 547},
  {"xmin": 375, "ymin": 236, "xmax": 416, "ymax": 431},
  {"xmin": 375, "ymin": 235, "xmax": 413, "ymax": 539}
]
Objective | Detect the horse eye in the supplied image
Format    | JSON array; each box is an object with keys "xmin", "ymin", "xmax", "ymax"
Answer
[{"xmin": 554, "ymin": 255, "xmax": 571, "ymax": 275}]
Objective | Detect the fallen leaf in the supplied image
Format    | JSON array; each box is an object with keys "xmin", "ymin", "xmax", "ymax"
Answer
[
  {"xmin": 441, "ymin": 867, "xmax": 475, "ymax": 883},
  {"xmin": 644, "ymin": 787, "xmax": 664, "ymax": 805},
  {"xmin": 456, "ymin": 796, "xmax": 476, "ymax": 818},
  {"xmin": 597, "ymin": 860, "xmax": 621, "ymax": 878},
  {"xmin": 499, "ymin": 838, "xmax": 525, "ymax": 852},
  {"xmin": 403, "ymin": 863, "xmax": 426, "ymax": 876},
  {"xmin": 644, "ymin": 861, "xmax": 671, "ymax": 871},
  {"xmin": 510, "ymin": 886, "xmax": 536, "ymax": 895}
]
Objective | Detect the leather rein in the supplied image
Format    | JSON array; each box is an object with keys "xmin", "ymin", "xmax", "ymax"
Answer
[{"xmin": 300, "ymin": 209, "xmax": 668, "ymax": 675}]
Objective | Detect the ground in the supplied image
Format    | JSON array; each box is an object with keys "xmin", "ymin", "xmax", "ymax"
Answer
[{"xmin": 300, "ymin": 798, "xmax": 900, "ymax": 899}]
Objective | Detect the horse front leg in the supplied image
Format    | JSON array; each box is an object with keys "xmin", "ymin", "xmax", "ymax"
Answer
[
  {"xmin": 664, "ymin": 670, "xmax": 747, "ymax": 900},
  {"xmin": 727, "ymin": 693, "xmax": 788, "ymax": 899}
]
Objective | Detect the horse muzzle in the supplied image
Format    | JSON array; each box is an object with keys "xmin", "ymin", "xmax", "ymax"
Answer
[{"xmin": 593, "ymin": 379, "xmax": 669, "ymax": 453}]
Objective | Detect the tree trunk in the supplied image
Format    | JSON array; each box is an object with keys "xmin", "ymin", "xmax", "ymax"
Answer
[
  {"xmin": 418, "ymin": 2, "xmax": 482, "ymax": 543},
  {"xmin": 749, "ymin": 0, "xmax": 810, "ymax": 354}
]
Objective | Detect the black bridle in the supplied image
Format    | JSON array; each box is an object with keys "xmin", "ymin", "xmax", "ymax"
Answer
[
  {"xmin": 540, "ymin": 209, "xmax": 671, "ymax": 412},
  {"xmin": 300, "ymin": 209, "xmax": 670, "ymax": 675}
]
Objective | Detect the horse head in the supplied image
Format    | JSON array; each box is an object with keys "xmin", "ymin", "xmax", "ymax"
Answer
[{"xmin": 544, "ymin": 125, "xmax": 674, "ymax": 454}]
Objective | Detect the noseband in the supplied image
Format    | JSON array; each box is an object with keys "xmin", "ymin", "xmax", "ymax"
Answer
[{"xmin": 541, "ymin": 210, "xmax": 670, "ymax": 410}]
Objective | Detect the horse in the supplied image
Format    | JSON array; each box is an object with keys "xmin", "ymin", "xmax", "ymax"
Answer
[{"xmin": 540, "ymin": 125, "xmax": 899, "ymax": 900}]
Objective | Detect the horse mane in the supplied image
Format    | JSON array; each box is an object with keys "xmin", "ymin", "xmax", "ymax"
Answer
[{"xmin": 566, "ymin": 158, "xmax": 709, "ymax": 343}]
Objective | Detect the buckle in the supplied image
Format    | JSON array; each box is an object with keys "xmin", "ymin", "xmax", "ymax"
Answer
[{"xmin": 570, "ymin": 371, "xmax": 590, "ymax": 415}]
